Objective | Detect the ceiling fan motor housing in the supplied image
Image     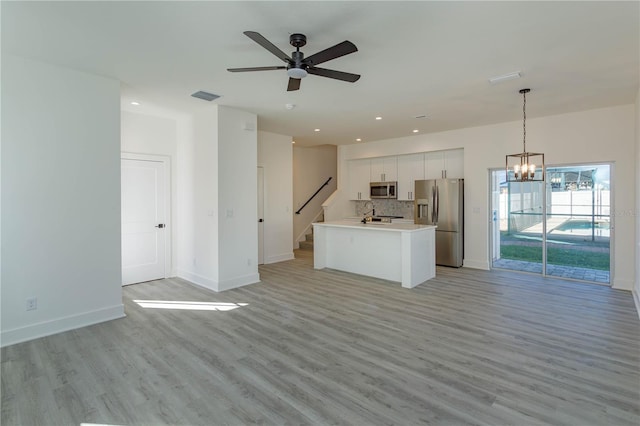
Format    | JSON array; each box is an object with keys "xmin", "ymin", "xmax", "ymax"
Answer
[{"xmin": 289, "ymin": 33, "xmax": 307, "ymax": 48}]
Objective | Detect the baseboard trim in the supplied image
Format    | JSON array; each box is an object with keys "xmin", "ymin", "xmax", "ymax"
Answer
[
  {"xmin": 177, "ymin": 269, "xmax": 218, "ymax": 292},
  {"xmin": 611, "ymin": 278, "xmax": 634, "ymax": 291},
  {"xmin": 218, "ymin": 273, "xmax": 261, "ymax": 292},
  {"xmin": 177, "ymin": 270, "xmax": 260, "ymax": 292},
  {"xmin": 265, "ymin": 253, "xmax": 295, "ymax": 264},
  {"xmin": 0, "ymin": 304, "xmax": 125, "ymax": 348},
  {"xmin": 462, "ymin": 259, "xmax": 490, "ymax": 270},
  {"xmin": 633, "ymin": 290, "xmax": 640, "ymax": 320}
]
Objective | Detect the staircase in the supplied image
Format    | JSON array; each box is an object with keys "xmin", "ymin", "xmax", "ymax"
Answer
[
  {"xmin": 299, "ymin": 230, "xmax": 314, "ymax": 250},
  {"xmin": 298, "ymin": 213, "xmax": 324, "ymax": 251}
]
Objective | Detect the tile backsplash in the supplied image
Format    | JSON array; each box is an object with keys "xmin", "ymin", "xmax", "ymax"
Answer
[{"xmin": 355, "ymin": 199, "xmax": 414, "ymax": 219}]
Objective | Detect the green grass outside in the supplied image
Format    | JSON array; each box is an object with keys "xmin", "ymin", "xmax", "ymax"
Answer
[{"xmin": 500, "ymin": 245, "xmax": 610, "ymax": 271}]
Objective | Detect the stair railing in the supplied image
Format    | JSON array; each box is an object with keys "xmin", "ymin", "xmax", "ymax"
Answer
[{"xmin": 295, "ymin": 177, "xmax": 332, "ymax": 215}]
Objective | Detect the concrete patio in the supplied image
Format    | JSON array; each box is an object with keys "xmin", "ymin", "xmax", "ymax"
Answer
[{"xmin": 492, "ymin": 258, "xmax": 610, "ymax": 284}]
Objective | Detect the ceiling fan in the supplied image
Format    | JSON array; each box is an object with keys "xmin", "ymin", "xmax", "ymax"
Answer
[{"xmin": 227, "ymin": 31, "xmax": 360, "ymax": 91}]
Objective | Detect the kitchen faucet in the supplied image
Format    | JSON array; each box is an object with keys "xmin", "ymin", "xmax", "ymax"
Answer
[{"xmin": 361, "ymin": 201, "xmax": 375, "ymax": 223}]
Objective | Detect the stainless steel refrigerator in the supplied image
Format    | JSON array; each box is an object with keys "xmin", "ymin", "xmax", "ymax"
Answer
[{"xmin": 414, "ymin": 179, "xmax": 464, "ymax": 267}]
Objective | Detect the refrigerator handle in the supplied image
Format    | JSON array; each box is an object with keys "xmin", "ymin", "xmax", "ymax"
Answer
[
  {"xmin": 436, "ymin": 185, "xmax": 440, "ymax": 223},
  {"xmin": 431, "ymin": 186, "xmax": 436, "ymax": 223}
]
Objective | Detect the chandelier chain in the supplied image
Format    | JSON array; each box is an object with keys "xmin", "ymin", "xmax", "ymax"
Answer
[{"xmin": 522, "ymin": 90, "xmax": 526, "ymax": 153}]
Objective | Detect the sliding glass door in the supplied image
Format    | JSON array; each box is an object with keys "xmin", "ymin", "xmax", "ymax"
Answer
[
  {"xmin": 544, "ymin": 165, "xmax": 610, "ymax": 283},
  {"xmin": 491, "ymin": 164, "xmax": 611, "ymax": 284},
  {"xmin": 491, "ymin": 170, "xmax": 545, "ymax": 274}
]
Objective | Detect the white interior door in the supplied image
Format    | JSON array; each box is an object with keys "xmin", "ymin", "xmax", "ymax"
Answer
[
  {"xmin": 258, "ymin": 166, "xmax": 265, "ymax": 265},
  {"xmin": 121, "ymin": 157, "xmax": 167, "ymax": 285}
]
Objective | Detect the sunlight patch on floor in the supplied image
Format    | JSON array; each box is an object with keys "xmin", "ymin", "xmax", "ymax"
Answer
[{"xmin": 133, "ymin": 300, "xmax": 248, "ymax": 311}]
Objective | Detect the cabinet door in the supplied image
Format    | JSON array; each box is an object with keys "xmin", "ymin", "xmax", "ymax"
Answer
[
  {"xmin": 424, "ymin": 151, "xmax": 445, "ymax": 180},
  {"xmin": 348, "ymin": 159, "xmax": 371, "ymax": 200},
  {"xmin": 369, "ymin": 157, "xmax": 397, "ymax": 182},
  {"xmin": 383, "ymin": 157, "xmax": 398, "ymax": 181},
  {"xmin": 370, "ymin": 158, "xmax": 385, "ymax": 182},
  {"xmin": 397, "ymin": 154, "xmax": 424, "ymax": 200},
  {"xmin": 444, "ymin": 149, "xmax": 464, "ymax": 178}
]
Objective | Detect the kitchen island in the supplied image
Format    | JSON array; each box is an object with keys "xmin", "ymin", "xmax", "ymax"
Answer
[{"xmin": 313, "ymin": 220, "xmax": 436, "ymax": 288}]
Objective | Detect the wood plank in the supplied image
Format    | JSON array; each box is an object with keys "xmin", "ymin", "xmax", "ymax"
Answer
[{"xmin": 2, "ymin": 249, "xmax": 638, "ymax": 425}]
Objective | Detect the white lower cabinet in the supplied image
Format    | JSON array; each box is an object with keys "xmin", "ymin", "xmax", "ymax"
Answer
[{"xmin": 397, "ymin": 153, "xmax": 424, "ymax": 200}]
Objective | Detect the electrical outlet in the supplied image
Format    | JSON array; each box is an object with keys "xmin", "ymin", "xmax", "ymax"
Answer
[{"xmin": 26, "ymin": 297, "xmax": 37, "ymax": 311}]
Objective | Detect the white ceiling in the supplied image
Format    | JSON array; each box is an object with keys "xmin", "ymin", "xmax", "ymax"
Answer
[{"xmin": 3, "ymin": 1, "xmax": 638, "ymax": 146}]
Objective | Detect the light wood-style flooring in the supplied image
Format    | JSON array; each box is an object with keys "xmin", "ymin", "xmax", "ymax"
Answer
[{"xmin": 2, "ymin": 249, "xmax": 639, "ymax": 425}]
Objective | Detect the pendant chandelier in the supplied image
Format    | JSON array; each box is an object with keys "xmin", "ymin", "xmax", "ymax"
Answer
[{"xmin": 506, "ymin": 88, "xmax": 544, "ymax": 182}]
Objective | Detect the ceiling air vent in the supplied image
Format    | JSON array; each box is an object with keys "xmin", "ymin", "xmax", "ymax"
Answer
[{"xmin": 191, "ymin": 91, "xmax": 220, "ymax": 101}]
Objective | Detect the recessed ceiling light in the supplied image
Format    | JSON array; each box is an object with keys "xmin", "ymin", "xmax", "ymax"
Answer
[
  {"xmin": 356, "ymin": 138, "xmax": 362, "ymax": 142},
  {"xmin": 292, "ymin": 140, "xmax": 296, "ymax": 144},
  {"xmin": 131, "ymin": 101, "xmax": 140, "ymax": 106},
  {"xmin": 314, "ymin": 128, "xmax": 320, "ymax": 132},
  {"xmin": 488, "ymin": 71, "xmax": 521, "ymax": 85},
  {"xmin": 375, "ymin": 116, "xmax": 382, "ymax": 120},
  {"xmin": 412, "ymin": 129, "xmax": 419, "ymax": 133}
]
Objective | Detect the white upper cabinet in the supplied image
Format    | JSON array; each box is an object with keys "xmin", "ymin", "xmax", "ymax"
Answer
[
  {"xmin": 424, "ymin": 151, "xmax": 445, "ymax": 180},
  {"xmin": 370, "ymin": 157, "xmax": 398, "ymax": 182},
  {"xmin": 424, "ymin": 149, "xmax": 464, "ymax": 179},
  {"xmin": 347, "ymin": 159, "xmax": 371, "ymax": 200},
  {"xmin": 397, "ymin": 154, "xmax": 425, "ymax": 200},
  {"xmin": 347, "ymin": 150, "xmax": 462, "ymax": 202},
  {"xmin": 444, "ymin": 148, "xmax": 464, "ymax": 179}
]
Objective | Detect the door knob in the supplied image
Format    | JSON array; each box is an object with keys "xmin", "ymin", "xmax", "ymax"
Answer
[
  {"xmin": 258, "ymin": 218, "xmax": 264, "ymax": 223},
  {"xmin": 155, "ymin": 224, "xmax": 165, "ymax": 228}
]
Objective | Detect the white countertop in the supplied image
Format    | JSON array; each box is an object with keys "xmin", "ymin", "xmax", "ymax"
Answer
[
  {"xmin": 314, "ymin": 220, "xmax": 436, "ymax": 232},
  {"xmin": 344, "ymin": 216, "xmax": 415, "ymax": 224}
]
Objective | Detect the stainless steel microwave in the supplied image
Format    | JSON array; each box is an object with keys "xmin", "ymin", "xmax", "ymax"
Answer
[{"xmin": 370, "ymin": 181, "xmax": 397, "ymax": 199}]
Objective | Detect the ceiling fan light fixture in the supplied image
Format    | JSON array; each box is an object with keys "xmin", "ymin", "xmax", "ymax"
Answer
[{"xmin": 287, "ymin": 68, "xmax": 308, "ymax": 79}]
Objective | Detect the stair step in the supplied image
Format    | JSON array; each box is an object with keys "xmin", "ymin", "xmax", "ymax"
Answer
[
  {"xmin": 305, "ymin": 233, "xmax": 314, "ymax": 242},
  {"xmin": 299, "ymin": 240, "xmax": 314, "ymax": 250}
]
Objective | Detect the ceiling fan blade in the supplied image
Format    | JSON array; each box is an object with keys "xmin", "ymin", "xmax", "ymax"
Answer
[
  {"xmin": 304, "ymin": 41, "xmax": 358, "ymax": 66},
  {"xmin": 287, "ymin": 77, "xmax": 301, "ymax": 91},
  {"xmin": 227, "ymin": 66, "xmax": 286, "ymax": 72},
  {"xmin": 243, "ymin": 31, "xmax": 292, "ymax": 63},
  {"xmin": 307, "ymin": 67, "xmax": 360, "ymax": 82}
]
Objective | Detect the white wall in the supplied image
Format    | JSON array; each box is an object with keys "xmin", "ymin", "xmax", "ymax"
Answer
[
  {"xmin": 176, "ymin": 105, "xmax": 259, "ymax": 291},
  {"xmin": 121, "ymin": 110, "xmax": 178, "ymax": 276},
  {"xmin": 178, "ymin": 107, "xmax": 220, "ymax": 288},
  {"xmin": 176, "ymin": 115, "xmax": 196, "ymax": 284},
  {"xmin": 217, "ymin": 106, "xmax": 259, "ymax": 289},
  {"xmin": 123, "ymin": 106, "xmax": 264, "ymax": 291},
  {"xmin": 338, "ymin": 104, "xmax": 636, "ymax": 290},
  {"xmin": 1, "ymin": 55, "xmax": 124, "ymax": 346},
  {"xmin": 258, "ymin": 131, "xmax": 294, "ymax": 263},
  {"xmin": 634, "ymin": 88, "xmax": 640, "ymax": 314},
  {"xmin": 293, "ymin": 145, "xmax": 338, "ymax": 246}
]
